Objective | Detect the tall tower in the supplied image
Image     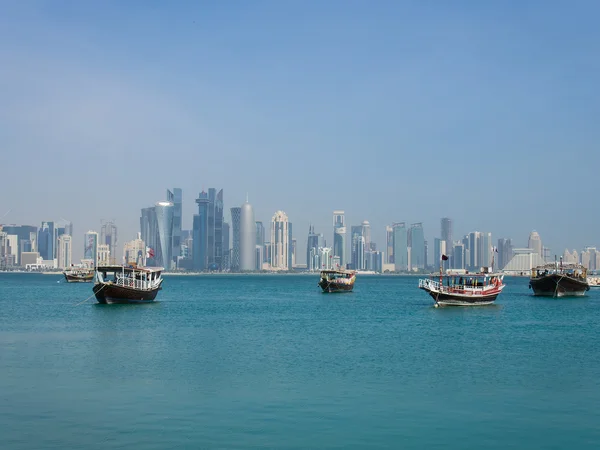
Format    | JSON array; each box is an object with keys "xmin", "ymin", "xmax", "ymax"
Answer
[
  {"xmin": 230, "ymin": 207, "xmax": 241, "ymax": 271},
  {"xmin": 240, "ymin": 200, "xmax": 256, "ymax": 271},
  {"xmin": 193, "ymin": 191, "xmax": 210, "ymax": 271},
  {"xmin": 167, "ymin": 188, "xmax": 182, "ymax": 264},
  {"xmin": 392, "ymin": 223, "xmax": 408, "ymax": 271},
  {"xmin": 38, "ymin": 221, "xmax": 57, "ymax": 261},
  {"xmin": 140, "ymin": 207, "xmax": 158, "ymax": 264},
  {"xmin": 57, "ymin": 234, "xmax": 72, "ymax": 269},
  {"xmin": 271, "ymin": 211, "xmax": 290, "ymax": 270},
  {"xmin": 528, "ymin": 231, "xmax": 543, "ymax": 258},
  {"xmin": 155, "ymin": 201, "xmax": 174, "ymax": 269},
  {"xmin": 333, "ymin": 210, "xmax": 346, "ymax": 268},
  {"xmin": 83, "ymin": 230, "xmax": 99, "ymax": 266},
  {"xmin": 441, "ymin": 218, "xmax": 453, "ymax": 259},
  {"xmin": 409, "ymin": 223, "xmax": 425, "ymax": 270},
  {"xmin": 100, "ymin": 221, "xmax": 118, "ymax": 264}
]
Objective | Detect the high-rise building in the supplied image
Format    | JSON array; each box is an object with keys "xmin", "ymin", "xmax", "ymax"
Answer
[
  {"xmin": 468, "ymin": 231, "xmax": 481, "ymax": 271},
  {"xmin": 291, "ymin": 238, "xmax": 297, "ymax": 268},
  {"xmin": 480, "ymin": 232, "xmax": 493, "ymax": 268},
  {"xmin": 453, "ymin": 243, "xmax": 465, "ymax": 269},
  {"xmin": 83, "ymin": 231, "xmax": 99, "ymax": 266},
  {"xmin": 409, "ymin": 223, "xmax": 425, "ymax": 270},
  {"xmin": 100, "ymin": 221, "xmax": 118, "ymax": 264},
  {"xmin": 393, "ymin": 223, "xmax": 408, "ymax": 271},
  {"xmin": 256, "ymin": 221, "xmax": 265, "ymax": 248},
  {"xmin": 230, "ymin": 207, "xmax": 241, "ymax": 271},
  {"xmin": 38, "ymin": 221, "xmax": 56, "ymax": 261},
  {"xmin": 123, "ymin": 233, "xmax": 146, "ymax": 266},
  {"xmin": 433, "ymin": 238, "xmax": 446, "ymax": 271},
  {"xmin": 271, "ymin": 211, "xmax": 291, "ymax": 270},
  {"xmin": 350, "ymin": 225, "xmax": 363, "ymax": 270},
  {"xmin": 167, "ymin": 188, "xmax": 183, "ymax": 264},
  {"xmin": 319, "ymin": 247, "xmax": 333, "ymax": 270},
  {"xmin": 193, "ymin": 191, "xmax": 210, "ymax": 271},
  {"xmin": 333, "ymin": 210, "xmax": 346, "ymax": 268},
  {"xmin": 222, "ymin": 221, "xmax": 230, "ymax": 271},
  {"xmin": 497, "ymin": 238, "xmax": 513, "ymax": 270},
  {"xmin": 240, "ymin": 200, "xmax": 255, "ymax": 271},
  {"xmin": 57, "ymin": 234, "xmax": 72, "ymax": 269},
  {"xmin": 155, "ymin": 201, "xmax": 174, "ymax": 269},
  {"xmin": 441, "ymin": 218, "xmax": 453, "ymax": 257},
  {"xmin": 528, "ymin": 231, "xmax": 543, "ymax": 259},
  {"xmin": 386, "ymin": 226, "xmax": 394, "ymax": 264},
  {"xmin": 307, "ymin": 225, "xmax": 320, "ymax": 271},
  {"xmin": 97, "ymin": 244, "xmax": 110, "ymax": 265},
  {"xmin": 140, "ymin": 207, "xmax": 158, "ymax": 265}
]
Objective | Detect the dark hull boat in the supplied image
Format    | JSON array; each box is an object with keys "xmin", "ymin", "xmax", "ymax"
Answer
[
  {"xmin": 93, "ymin": 265, "xmax": 163, "ymax": 304},
  {"xmin": 529, "ymin": 262, "xmax": 589, "ymax": 297},
  {"xmin": 318, "ymin": 269, "xmax": 356, "ymax": 293},
  {"xmin": 530, "ymin": 274, "xmax": 589, "ymax": 297}
]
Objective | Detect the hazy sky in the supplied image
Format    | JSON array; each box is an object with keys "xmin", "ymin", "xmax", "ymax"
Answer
[{"xmin": 2, "ymin": 1, "xmax": 599, "ymax": 262}]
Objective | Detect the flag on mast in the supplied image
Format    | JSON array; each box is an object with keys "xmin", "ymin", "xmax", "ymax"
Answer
[{"xmin": 146, "ymin": 247, "xmax": 155, "ymax": 258}]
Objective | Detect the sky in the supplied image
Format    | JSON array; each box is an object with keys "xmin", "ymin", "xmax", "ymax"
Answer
[{"xmin": 1, "ymin": 0, "xmax": 599, "ymax": 263}]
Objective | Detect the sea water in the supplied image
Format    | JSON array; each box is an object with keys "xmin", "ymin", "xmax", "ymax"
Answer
[{"xmin": 1, "ymin": 273, "xmax": 599, "ymax": 449}]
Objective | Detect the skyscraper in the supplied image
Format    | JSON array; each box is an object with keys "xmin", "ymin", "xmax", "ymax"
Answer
[
  {"xmin": 480, "ymin": 232, "xmax": 493, "ymax": 268},
  {"xmin": 57, "ymin": 234, "xmax": 72, "ymax": 269},
  {"xmin": 441, "ymin": 217, "xmax": 453, "ymax": 257},
  {"xmin": 38, "ymin": 221, "xmax": 56, "ymax": 261},
  {"xmin": 497, "ymin": 238, "xmax": 513, "ymax": 270},
  {"xmin": 222, "ymin": 221, "xmax": 230, "ymax": 271},
  {"xmin": 167, "ymin": 188, "xmax": 183, "ymax": 264},
  {"xmin": 140, "ymin": 207, "xmax": 158, "ymax": 264},
  {"xmin": 433, "ymin": 237, "xmax": 446, "ymax": 271},
  {"xmin": 230, "ymin": 207, "xmax": 241, "ymax": 271},
  {"xmin": 83, "ymin": 231, "xmax": 99, "ymax": 266},
  {"xmin": 240, "ymin": 200, "xmax": 255, "ymax": 271},
  {"xmin": 386, "ymin": 225, "xmax": 394, "ymax": 264},
  {"xmin": 350, "ymin": 225, "xmax": 363, "ymax": 270},
  {"xmin": 271, "ymin": 211, "xmax": 291, "ymax": 270},
  {"xmin": 409, "ymin": 223, "xmax": 425, "ymax": 270},
  {"xmin": 123, "ymin": 233, "xmax": 146, "ymax": 266},
  {"xmin": 333, "ymin": 210, "xmax": 346, "ymax": 268},
  {"xmin": 256, "ymin": 221, "xmax": 265, "ymax": 249},
  {"xmin": 193, "ymin": 191, "xmax": 210, "ymax": 271},
  {"xmin": 528, "ymin": 231, "xmax": 543, "ymax": 258},
  {"xmin": 468, "ymin": 231, "xmax": 481, "ymax": 270},
  {"xmin": 307, "ymin": 225, "xmax": 319, "ymax": 271},
  {"xmin": 393, "ymin": 223, "xmax": 408, "ymax": 271},
  {"xmin": 100, "ymin": 221, "xmax": 118, "ymax": 264},
  {"xmin": 214, "ymin": 189, "xmax": 224, "ymax": 269},
  {"xmin": 453, "ymin": 242, "xmax": 465, "ymax": 269},
  {"xmin": 155, "ymin": 201, "xmax": 174, "ymax": 269}
]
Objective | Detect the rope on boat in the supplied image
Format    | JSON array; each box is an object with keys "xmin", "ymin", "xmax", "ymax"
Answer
[
  {"xmin": 74, "ymin": 284, "xmax": 105, "ymax": 306},
  {"xmin": 554, "ymin": 275, "xmax": 564, "ymax": 297}
]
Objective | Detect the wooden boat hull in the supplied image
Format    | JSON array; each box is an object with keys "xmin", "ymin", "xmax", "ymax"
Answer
[
  {"xmin": 93, "ymin": 282, "xmax": 161, "ymax": 304},
  {"xmin": 529, "ymin": 274, "xmax": 589, "ymax": 297},
  {"xmin": 318, "ymin": 279, "xmax": 354, "ymax": 293}
]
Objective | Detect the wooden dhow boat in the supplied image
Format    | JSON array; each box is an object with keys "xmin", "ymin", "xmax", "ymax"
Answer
[
  {"xmin": 63, "ymin": 267, "xmax": 94, "ymax": 283},
  {"xmin": 93, "ymin": 265, "xmax": 163, "ymax": 304},
  {"xmin": 419, "ymin": 269, "xmax": 505, "ymax": 307},
  {"xmin": 529, "ymin": 260, "xmax": 589, "ymax": 297},
  {"xmin": 318, "ymin": 269, "xmax": 356, "ymax": 293}
]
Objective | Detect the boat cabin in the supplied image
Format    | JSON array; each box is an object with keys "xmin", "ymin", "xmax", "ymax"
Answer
[
  {"xmin": 95, "ymin": 265, "xmax": 163, "ymax": 290},
  {"xmin": 320, "ymin": 270, "xmax": 355, "ymax": 281}
]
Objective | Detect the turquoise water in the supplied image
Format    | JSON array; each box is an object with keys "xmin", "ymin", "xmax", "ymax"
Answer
[{"xmin": 1, "ymin": 273, "xmax": 599, "ymax": 449}]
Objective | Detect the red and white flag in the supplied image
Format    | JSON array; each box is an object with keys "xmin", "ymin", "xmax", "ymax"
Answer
[{"xmin": 146, "ymin": 247, "xmax": 155, "ymax": 258}]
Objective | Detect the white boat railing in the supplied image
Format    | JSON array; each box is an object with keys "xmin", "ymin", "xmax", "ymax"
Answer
[
  {"xmin": 114, "ymin": 276, "xmax": 161, "ymax": 290},
  {"xmin": 418, "ymin": 278, "xmax": 498, "ymax": 295}
]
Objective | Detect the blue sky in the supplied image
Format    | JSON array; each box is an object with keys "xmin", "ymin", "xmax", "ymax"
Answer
[{"xmin": 1, "ymin": 1, "xmax": 599, "ymax": 261}]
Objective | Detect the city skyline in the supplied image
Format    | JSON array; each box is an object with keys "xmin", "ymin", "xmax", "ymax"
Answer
[{"xmin": 2, "ymin": 2, "xmax": 599, "ymax": 262}]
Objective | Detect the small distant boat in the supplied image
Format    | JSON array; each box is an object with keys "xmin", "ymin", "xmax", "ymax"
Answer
[
  {"xmin": 63, "ymin": 267, "xmax": 94, "ymax": 283},
  {"xmin": 318, "ymin": 269, "xmax": 356, "ymax": 293},
  {"xmin": 418, "ymin": 269, "xmax": 505, "ymax": 307},
  {"xmin": 529, "ymin": 260, "xmax": 589, "ymax": 297},
  {"xmin": 93, "ymin": 265, "xmax": 163, "ymax": 304}
]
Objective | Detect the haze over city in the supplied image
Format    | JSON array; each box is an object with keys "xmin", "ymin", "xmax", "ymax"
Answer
[{"xmin": 2, "ymin": 1, "xmax": 599, "ymax": 261}]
